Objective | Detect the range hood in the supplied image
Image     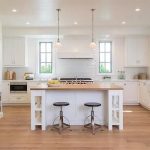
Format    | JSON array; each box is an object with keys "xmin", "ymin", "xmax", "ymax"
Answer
[{"xmin": 58, "ymin": 51, "xmax": 94, "ymax": 59}]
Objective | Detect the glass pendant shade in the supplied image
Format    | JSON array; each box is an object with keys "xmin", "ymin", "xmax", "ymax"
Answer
[
  {"xmin": 90, "ymin": 42, "xmax": 96, "ymax": 49},
  {"xmin": 54, "ymin": 40, "xmax": 62, "ymax": 48}
]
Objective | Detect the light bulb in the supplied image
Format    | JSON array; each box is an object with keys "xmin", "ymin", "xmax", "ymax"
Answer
[
  {"xmin": 54, "ymin": 41, "xmax": 62, "ymax": 48},
  {"xmin": 90, "ymin": 42, "xmax": 96, "ymax": 49}
]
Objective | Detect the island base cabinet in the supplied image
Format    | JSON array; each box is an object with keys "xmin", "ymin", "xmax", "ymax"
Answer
[
  {"xmin": 108, "ymin": 90, "xmax": 123, "ymax": 130},
  {"xmin": 31, "ymin": 90, "xmax": 46, "ymax": 130},
  {"xmin": 31, "ymin": 89, "xmax": 123, "ymax": 131}
]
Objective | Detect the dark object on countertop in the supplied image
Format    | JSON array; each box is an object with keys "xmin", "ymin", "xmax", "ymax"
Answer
[{"xmin": 103, "ymin": 76, "xmax": 111, "ymax": 80}]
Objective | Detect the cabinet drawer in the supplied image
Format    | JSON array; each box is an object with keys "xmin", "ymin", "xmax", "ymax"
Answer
[{"xmin": 9, "ymin": 94, "xmax": 29, "ymax": 103}]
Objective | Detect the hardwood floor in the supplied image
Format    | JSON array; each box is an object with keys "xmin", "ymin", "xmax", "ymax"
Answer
[{"xmin": 0, "ymin": 105, "xmax": 150, "ymax": 150}]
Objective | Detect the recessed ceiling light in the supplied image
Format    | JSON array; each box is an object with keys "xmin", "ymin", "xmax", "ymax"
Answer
[
  {"xmin": 74, "ymin": 21, "xmax": 78, "ymax": 25},
  {"xmin": 121, "ymin": 21, "xmax": 126, "ymax": 25},
  {"xmin": 135, "ymin": 8, "xmax": 141, "ymax": 12},
  {"xmin": 12, "ymin": 9, "xmax": 17, "ymax": 12},
  {"xmin": 26, "ymin": 22, "xmax": 30, "ymax": 25},
  {"xmin": 105, "ymin": 34, "xmax": 110, "ymax": 38}
]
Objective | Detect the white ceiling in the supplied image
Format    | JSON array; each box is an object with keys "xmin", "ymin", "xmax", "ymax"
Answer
[{"xmin": 0, "ymin": 0, "xmax": 150, "ymax": 27}]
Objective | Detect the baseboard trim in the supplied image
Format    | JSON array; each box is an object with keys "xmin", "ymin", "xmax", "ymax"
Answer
[
  {"xmin": 139, "ymin": 104, "xmax": 150, "ymax": 110},
  {"xmin": 123, "ymin": 103, "xmax": 140, "ymax": 106}
]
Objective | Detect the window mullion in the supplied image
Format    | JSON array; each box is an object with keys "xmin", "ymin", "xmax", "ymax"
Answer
[
  {"xmin": 39, "ymin": 42, "xmax": 52, "ymax": 74},
  {"xmin": 99, "ymin": 41, "xmax": 112, "ymax": 73}
]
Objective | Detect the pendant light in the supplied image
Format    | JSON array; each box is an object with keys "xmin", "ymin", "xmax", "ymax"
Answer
[
  {"xmin": 90, "ymin": 9, "xmax": 96, "ymax": 49},
  {"xmin": 55, "ymin": 9, "xmax": 62, "ymax": 48}
]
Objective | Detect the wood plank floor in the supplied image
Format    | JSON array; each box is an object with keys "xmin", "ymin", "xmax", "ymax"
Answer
[{"xmin": 0, "ymin": 105, "xmax": 150, "ymax": 150}]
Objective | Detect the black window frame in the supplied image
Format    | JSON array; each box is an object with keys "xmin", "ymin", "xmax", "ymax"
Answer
[
  {"xmin": 99, "ymin": 41, "xmax": 112, "ymax": 73},
  {"xmin": 39, "ymin": 42, "xmax": 53, "ymax": 74}
]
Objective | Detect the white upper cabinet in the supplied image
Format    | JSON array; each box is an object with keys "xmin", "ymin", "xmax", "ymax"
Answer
[
  {"xmin": 3, "ymin": 37, "xmax": 28, "ymax": 67},
  {"xmin": 125, "ymin": 36, "xmax": 149, "ymax": 67}
]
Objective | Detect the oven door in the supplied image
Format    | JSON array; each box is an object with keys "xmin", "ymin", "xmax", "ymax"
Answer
[{"xmin": 10, "ymin": 82, "xmax": 27, "ymax": 93}]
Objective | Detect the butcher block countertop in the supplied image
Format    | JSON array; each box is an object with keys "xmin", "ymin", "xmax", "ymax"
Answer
[{"xmin": 30, "ymin": 83, "xmax": 123, "ymax": 91}]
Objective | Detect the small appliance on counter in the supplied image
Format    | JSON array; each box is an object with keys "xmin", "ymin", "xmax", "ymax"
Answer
[
  {"xmin": 133, "ymin": 73, "xmax": 148, "ymax": 80},
  {"xmin": 24, "ymin": 73, "xmax": 35, "ymax": 80},
  {"xmin": 4, "ymin": 71, "xmax": 16, "ymax": 80},
  {"xmin": 117, "ymin": 70, "xmax": 125, "ymax": 80}
]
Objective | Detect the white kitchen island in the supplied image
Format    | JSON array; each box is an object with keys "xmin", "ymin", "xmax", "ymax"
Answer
[{"xmin": 30, "ymin": 83, "xmax": 123, "ymax": 131}]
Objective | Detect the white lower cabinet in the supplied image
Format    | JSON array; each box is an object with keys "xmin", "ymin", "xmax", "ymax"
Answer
[
  {"xmin": 1, "ymin": 81, "xmax": 10, "ymax": 103},
  {"xmin": 2, "ymin": 81, "xmax": 29, "ymax": 104},
  {"xmin": 123, "ymin": 82, "xmax": 139, "ymax": 105},
  {"xmin": 139, "ymin": 81, "xmax": 150, "ymax": 109},
  {"xmin": 1, "ymin": 81, "xmax": 46, "ymax": 104},
  {"xmin": 8, "ymin": 93, "xmax": 29, "ymax": 103},
  {"xmin": 112, "ymin": 81, "xmax": 139, "ymax": 105}
]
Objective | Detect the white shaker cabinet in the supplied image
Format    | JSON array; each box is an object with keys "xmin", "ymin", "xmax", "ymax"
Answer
[
  {"xmin": 3, "ymin": 37, "xmax": 28, "ymax": 67},
  {"xmin": 1, "ymin": 81, "xmax": 10, "ymax": 103},
  {"xmin": 139, "ymin": 81, "xmax": 150, "ymax": 109},
  {"xmin": 125, "ymin": 36, "xmax": 149, "ymax": 67},
  {"xmin": 123, "ymin": 82, "xmax": 139, "ymax": 105},
  {"xmin": 112, "ymin": 81, "xmax": 139, "ymax": 105}
]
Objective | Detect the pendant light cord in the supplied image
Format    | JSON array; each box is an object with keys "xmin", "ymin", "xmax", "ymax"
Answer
[
  {"xmin": 57, "ymin": 9, "xmax": 61, "ymax": 42},
  {"xmin": 91, "ymin": 9, "xmax": 95, "ymax": 42}
]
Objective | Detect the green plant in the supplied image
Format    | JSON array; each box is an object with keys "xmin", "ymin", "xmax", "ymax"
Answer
[
  {"xmin": 99, "ymin": 64, "xmax": 109, "ymax": 73},
  {"xmin": 40, "ymin": 64, "xmax": 52, "ymax": 73}
]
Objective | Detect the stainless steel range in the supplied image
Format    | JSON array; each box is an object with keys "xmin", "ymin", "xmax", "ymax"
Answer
[{"xmin": 59, "ymin": 78, "xmax": 93, "ymax": 84}]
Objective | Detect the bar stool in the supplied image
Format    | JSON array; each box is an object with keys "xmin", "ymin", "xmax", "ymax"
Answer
[
  {"xmin": 84, "ymin": 102, "xmax": 101, "ymax": 134},
  {"xmin": 52, "ymin": 102, "xmax": 70, "ymax": 133}
]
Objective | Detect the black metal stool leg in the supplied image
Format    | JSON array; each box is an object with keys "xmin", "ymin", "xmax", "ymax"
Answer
[
  {"xmin": 91, "ymin": 107, "xmax": 95, "ymax": 134},
  {"xmin": 53, "ymin": 105, "xmax": 70, "ymax": 134},
  {"xmin": 84, "ymin": 106, "xmax": 101, "ymax": 134}
]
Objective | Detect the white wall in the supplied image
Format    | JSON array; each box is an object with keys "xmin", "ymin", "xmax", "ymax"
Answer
[{"xmin": 2, "ymin": 27, "xmax": 149, "ymax": 80}]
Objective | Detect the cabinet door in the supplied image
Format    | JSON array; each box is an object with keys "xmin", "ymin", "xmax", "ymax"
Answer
[
  {"xmin": 123, "ymin": 82, "xmax": 139, "ymax": 104},
  {"xmin": 1, "ymin": 82, "xmax": 10, "ymax": 103},
  {"xmin": 3, "ymin": 38, "xmax": 14, "ymax": 66},
  {"xmin": 140, "ymin": 82, "xmax": 150, "ymax": 108},
  {"xmin": 125, "ymin": 38, "xmax": 137, "ymax": 66},
  {"xmin": 114, "ymin": 81, "xmax": 139, "ymax": 105},
  {"xmin": 125, "ymin": 37, "xmax": 149, "ymax": 67},
  {"xmin": 9, "ymin": 93, "xmax": 29, "ymax": 103},
  {"xmin": 146, "ymin": 84, "xmax": 150, "ymax": 108},
  {"xmin": 137, "ymin": 37, "xmax": 149, "ymax": 66},
  {"xmin": 3, "ymin": 37, "xmax": 27, "ymax": 67},
  {"xmin": 13, "ymin": 38, "xmax": 26, "ymax": 66}
]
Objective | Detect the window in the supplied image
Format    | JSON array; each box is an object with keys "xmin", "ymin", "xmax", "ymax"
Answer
[
  {"xmin": 39, "ymin": 42, "xmax": 52, "ymax": 74},
  {"xmin": 99, "ymin": 41, "xmax": 112, "ymax": 73}
]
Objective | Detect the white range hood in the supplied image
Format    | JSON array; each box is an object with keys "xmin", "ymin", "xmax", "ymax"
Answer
[{"xmin": 58, "ymin": 51, "xmax": 94, "ymax": 59}]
